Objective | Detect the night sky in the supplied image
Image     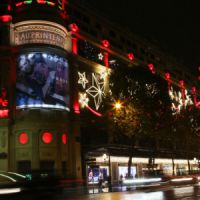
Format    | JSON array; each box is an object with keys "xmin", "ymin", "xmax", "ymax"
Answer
[{"xmin": 82, "ymin": 0, "xmax": 200, "ymax": 76}]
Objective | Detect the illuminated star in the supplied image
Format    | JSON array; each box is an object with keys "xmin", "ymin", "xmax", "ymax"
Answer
[
  {"xmin": 86, "ymin": 73, "xmax": 104, "ymax": 110},
  {"xmin": 78, "ymin": 72, "xmax": 88, "ymax": 89},
  {"xmin": 79, "ymin": 93, "xmax": 89, "ymax": 108},
  {"xmin": 98, "ymin": 53, "xmax": 104, "ymax": 60}
]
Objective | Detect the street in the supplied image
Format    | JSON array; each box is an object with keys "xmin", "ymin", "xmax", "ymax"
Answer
[
  {"xmin": 3, "ymin": 183, "xmax": 200, "ymax": 200},
  {"xmin": 57, "ymin": 184, "xmax": 200, "ymax": 200}
]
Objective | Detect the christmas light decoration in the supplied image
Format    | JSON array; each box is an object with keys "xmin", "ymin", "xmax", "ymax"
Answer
[
  {"xmin": 179, "ymin": 80, "xmax": 185, "ymax": 104},
  {"xmin": 86, "ymin": 73, "xmax": 105, "ymax": 110},
  {"xmin": 169, "ymin": 86, "xmax": 193, "ymax": 114},
  {"xmin": 98, "ymin": 53, "xmax": 104, "ymax": 60},
  {"xmin": 192, "ymin": 86, "xmax": 200, "ymax": 107},
  {"xmin": 78, "ymin": 72, "xmax": 88, "ymax": 89},
  {"xmin": 79, "ymin": 93, "xmax": 89, "ymax": 108}
]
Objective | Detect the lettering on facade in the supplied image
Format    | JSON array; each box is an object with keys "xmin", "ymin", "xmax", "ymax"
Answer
[{"xmin": 13, "ymin": 22, "xmax": 69, "ymax": 50}]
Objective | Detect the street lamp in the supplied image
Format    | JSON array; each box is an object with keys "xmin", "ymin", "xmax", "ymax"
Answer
[{"xmin": 114, "ymin": 101, "xmax": 122, "ymax": 110}]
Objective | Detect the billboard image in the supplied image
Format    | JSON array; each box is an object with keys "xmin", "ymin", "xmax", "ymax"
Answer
[{"xmin": 16, "ymin": 52, "xmax": 69, "ymax": 110}]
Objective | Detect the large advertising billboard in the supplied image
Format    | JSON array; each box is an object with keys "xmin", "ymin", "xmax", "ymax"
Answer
[{"xmin": 16, "ymin": 52, "xmax": 69, "ymax": 111}]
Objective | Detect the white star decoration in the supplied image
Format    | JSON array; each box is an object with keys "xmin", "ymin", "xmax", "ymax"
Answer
[
  {"xmin": 78, "ymin": 72, "xmax": 88, "ymax": 89},
  {"xmin": 79, "ymin": 93, "xmax": 89, "ymax": 108},
  {"xmin": 86, "ymin": 73, "xmax": 105, "ymax": 110},
  {"xmin": 98, "ymin": 53, "xmax": 104, "ymax": 60}
]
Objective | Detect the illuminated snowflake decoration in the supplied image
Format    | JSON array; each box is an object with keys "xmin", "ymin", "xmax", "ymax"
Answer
[
  {"xmin": 79, "ymin": 93, "xmax": 89, "ymax": 108},
  {"xmin": 78, "ymin": 72, "xmax": 88, "ymax": 89},
  {"xmin": 169, "ymin": 87, "xmax": 193, "ymax": 115},
  {"xmin": 86, "ymin": 73, "xmax": 105, "ymax": 110},
  {"xmin": 98, "ymin": 53, "xmax": 104, "ymax": 60},
  {"xmin": 145, "ymin": 83, "xmax": 159, "ymax": 97}
]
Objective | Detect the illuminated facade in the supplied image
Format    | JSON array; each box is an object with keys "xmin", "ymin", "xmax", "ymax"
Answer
[
  {"xmin": 0, "ymin": 0, "xmax": 82, "ymax": 179},
  {"xmin": 0, "ymin": 0, "xmax": 200, "ymax": 183}
]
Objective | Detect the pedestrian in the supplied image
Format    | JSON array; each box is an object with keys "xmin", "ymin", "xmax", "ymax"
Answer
[{"xmin": 98, "ymin": 172, "xmax": 103, "ymax": 192}]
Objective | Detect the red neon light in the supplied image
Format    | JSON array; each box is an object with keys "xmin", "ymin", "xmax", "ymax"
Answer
[
  {"xmin": 102, "ymin": 40, "xmax": 110, "ymax": 48},
  {"xmin": 73, "ymin": 100, "xmax": 80, "ymax": 114},
  {"xmin": 72, "ymin": 37, "xmax": 78, "ymax": 55},
  {"xmin": 198, "ymin": 66, "xmax": 200, "ymax": 72},
  {"xmin": 7, "ymin": 4, "xmax": 11, "ymax": 11},
  {"xmin": 42, "ymin": 132, "xmax": 52, "ymax": 144},
  {"xmin": 86, "ymin": 105, "xmax": 102, "ymax": 117},
  {"xmin": 198, "ymin": 75, "xmax": 200, "ymax": 80},
  {"xmin": 0, "ymin": 15, "xmax": 12, "ymax": 23},
  {"xmin": 62, "ymin": 133, "xmax": 67, "ymax": 144},
  {"xmin": 0, "ymin": 88, "xmax": 8, "ymax": 108},
  {"xmin": 37, "ymin": 0, "xmax": 46, "ymax": 4},
  {"xmin": 0, "ymin": 110, "xmax": 8, "ymax": 118},
  {"xmin": 0, "ymin": 98, "xmax": 8, "ymax": 107},
  {"xmin": 16, "ymin": 2, "xmax": 23, "ymax": 6},
  {"xmin": 104, "ymin": 52, "xmax": 109, "ymax": 68},
  {"xmin": 70, "ymin": 23, "xmax": 79, "ymax": 32},
  {"xmin": 127, "ymin": 53, "xmax": 134, "ymax": 61},
  {"xmin": 19, "ymin": 132, "xmax": 29, "ymax": 144}
]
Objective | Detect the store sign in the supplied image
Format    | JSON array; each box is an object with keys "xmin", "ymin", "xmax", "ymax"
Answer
[{"xmin": 11, "ymin": 20, "xmax": 70, "ymax": 51}]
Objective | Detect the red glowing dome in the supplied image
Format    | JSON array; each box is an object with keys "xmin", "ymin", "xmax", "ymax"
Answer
[
  {"xmin": 69, "ymin": 23, "xmax": 79, "ymax": 32},
  {"xmin": 102, "ymin": 40, "xmax": 110, "ymax": 48},
  {"xmin": 62, "ymin": 133, "xmax": 67, "ymax": 144},
  {"xmin": 164, "ymin": 72, "xmax": 170, "ymax": 80},
  {"xmin": 127, "ymin": 53, "xmax": 134, "ymax": 61},
  {"xmin": 19, "ymin": 132, "xmax": 29, "ymax": 145},
  {"xmin": 42, "ymin": 132, "xmax": 53, "ymax": 144}
]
